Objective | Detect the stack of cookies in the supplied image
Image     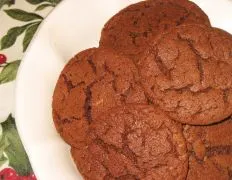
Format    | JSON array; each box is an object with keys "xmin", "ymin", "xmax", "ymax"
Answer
[{"xmin": 52, "ymin": 0, "xmax": 232, "ymax": 179}]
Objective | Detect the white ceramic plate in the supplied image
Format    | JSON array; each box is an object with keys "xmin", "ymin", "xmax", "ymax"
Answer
[{"xmin": 15, "ymin": 0, "xmax": 232, "ymax": 179}]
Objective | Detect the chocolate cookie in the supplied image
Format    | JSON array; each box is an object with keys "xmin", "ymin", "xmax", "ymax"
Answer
[
  {"xmin": 184, "ymin": 117, "xmax": 232, "ymax": 180},
  {"xmin": 138, "ymin": 24, "xmax": 232, "ymax": 125},
  {"xmin": 71, "ymin": 105, "xmax": 188, "ymax": 180},
  {"xmin": 100, "ymin": 0, "xmax": 210, "ymax": 62},
  {"xmin": 52, "ymin": 48, "xmax": 147, "ymax": 147}
]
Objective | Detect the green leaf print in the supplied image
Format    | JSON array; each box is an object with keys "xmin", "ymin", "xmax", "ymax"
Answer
[
  {"xmin": 0, "ymin": 60, "xmax": 21, "ymax": 84},
  {"xmin": 45, "ymin": 0, "xmax": 61, "ymax": 5},
  {"xmin": 4, "ymin": 9, "xmax": 43, "ymax": 22},
  {"xmin": 1, "ymin": 23, "xmax": 35, "ymax": 50},
  {"xmin": 25, "ymin": 0, "xmax": 44, "ymax": 4},
  {"xmin": 1, "ymin": 115, "xmax": 33, "ymax": 176},
  {"xmin": 0, "ymin": 129, "xmax": 8, "ymax": 167},
  {"xmin": 0, "ymin": 155, "xmax": 7, "ymax": 167},
  {"xmin": 26, "ymin": 0, "xmax": 61, "ymax": 6},
  {"xmin": 35, "ymin": 3, "xmax": 53, "ymax": 11},
  {"xmin": 23, "ymin": 22, "xmax": 40, "ymax": 51},
  {"xmin": 0, "ymin": 0, "xmax": 15, "ymax": 10},
  {"xmin": 26, "ymin": 0, "xmax": 61, "ymax": 11}
]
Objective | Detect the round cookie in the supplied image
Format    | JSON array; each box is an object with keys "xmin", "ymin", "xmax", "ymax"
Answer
[
  {"xmin": 52, "ymin": 48, "xmax": 147, "ymax": 148},
  {"xmin": 100, "ymin": 0, "xmax": 210, "ymax": 62},
  {"xmin": 138, "ymin": 24, "xmax": 232, "ymax": 125},
  {"xmin": 184, "ymin": 117, "xmax": 232, "ymax": 180},
  {"xmin": 71, "ymin": 105, "xmax": 188, "ymax": 180}
]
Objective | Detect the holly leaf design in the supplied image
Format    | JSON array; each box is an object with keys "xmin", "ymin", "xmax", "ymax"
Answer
[
  {"xmin": 35, "ymin": 3, "xmax": 53, "ymax": 11},
  {"xmin": 26, "ymin": 0, "xmax": 61, "ymax": 5},
  {"xmin": 23, "ymin": 22, "xmax": 40, "ymax": 52},
  {"xmin": 44, "ymin": 0, "xmax": 61, "ymax": 6},
  {"xmin": 25, "ymin": 0, "xmax": 44, "ymax": 4},
  {"xmin": 0, "ymin": 60, "xmax": 21, "ymax": 84},
  {"xmin": 1, "ymin": 115, "xmax": 33, "ymax": 176},
  {"xmin": 0, "ymin": 125, "xmax": 8, "ymax": 167},
  {"xmin": 0, "ymin": 0, "xmax": 15, "ymax": 10},
  {"xmin": 4, "ymin": 9, "xmax": 43, "ymax": 22},
  {"xmin": 0, "ymin": 155, "xmax": 7, "ymax": 167},
  {"xmin": 26, "ymin": 0, "xmax": 60, "ymax": 11},
  {"xmin": 1, "ymin": 23, "xmax": 35, "ymax": 50}
]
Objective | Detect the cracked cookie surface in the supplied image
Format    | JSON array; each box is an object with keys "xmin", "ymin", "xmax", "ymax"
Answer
[
  {"xmin": 184, "ymin": 118, "xmax": 232, "ymax": 180},
  {"xmin": 71, "ymin": 105, "xmax": 188, "ymax": 180},
  {"xmin": 52, "ymin": 48, "xmax": 147, "ymax": 147},
  {"xmin": 100, "ymin": 0, "xmax": 210, "ymax": 62},
  {"xmin": 138, "ymin": 25, "xmax": 232, "ymax": 125}
]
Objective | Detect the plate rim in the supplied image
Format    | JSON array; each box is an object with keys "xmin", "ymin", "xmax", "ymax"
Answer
[{"xmin": 14, "ymin": 0, "xmax": 72, "ymax": 177}]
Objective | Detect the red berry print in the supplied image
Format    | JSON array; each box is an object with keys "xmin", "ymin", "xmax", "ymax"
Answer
[
  {"xmin": 19, "ymin": 176, "xmax": 27, "ymax": 180},
  {"xmin": 28, "ymin": 174, "xmax": 36, "ymax": 180},
  {"xmin": 0, "ymin": 168, "xmax": 19, "ymax": 180},
  {"xmin": 19, "ymin": 174, "xmax": 37, "ymax": 180},
  {"xmin": 0, "ymin": 54, "xmax": 7, "ymax": 65}
]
